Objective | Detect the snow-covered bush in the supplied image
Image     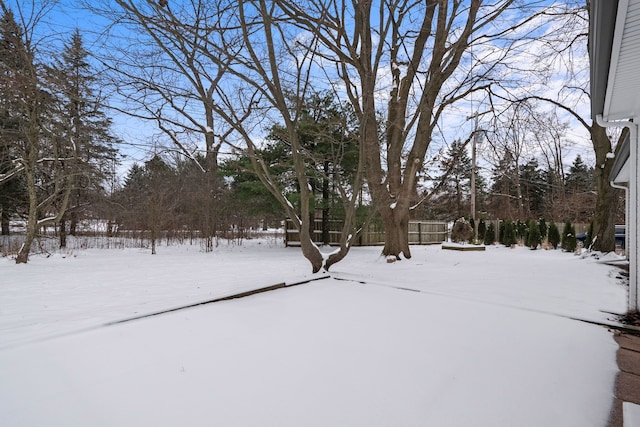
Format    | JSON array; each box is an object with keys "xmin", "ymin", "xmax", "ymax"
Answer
[{"xmin": 451, "ymin": 218, "xmax": 473, "ymax": 243}]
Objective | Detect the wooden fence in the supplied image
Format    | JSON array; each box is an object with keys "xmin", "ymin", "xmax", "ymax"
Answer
[
  {"xmin": 285, "ymin": 218, "xmax": 590, "ymax": 247},
  {"xmin": 285, "ymin": 219, "xmax": 448, "ymax": 247}
]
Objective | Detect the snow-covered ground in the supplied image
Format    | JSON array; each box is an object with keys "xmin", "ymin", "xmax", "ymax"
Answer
[{"xmin": 0, "ymin": 239, "xmax": 629, "ymax": 426}]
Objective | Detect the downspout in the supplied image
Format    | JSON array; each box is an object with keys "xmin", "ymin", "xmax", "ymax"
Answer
[
  {"xmin": 609, "ymin": 180, "xmax": 628, "ymax": 257},
  {"xmin": 597, "ymin": 114, "xmax": 638, "ymax": 313},
  {"xmin": 597, "ymin": 113, "xmax": 631, "ymax": 249}
]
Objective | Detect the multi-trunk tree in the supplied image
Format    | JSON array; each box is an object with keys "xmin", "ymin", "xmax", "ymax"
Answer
[
  {"xmin": 99, "ymin": 0, "xmax": 369, "ymax": 272},
  {"xmin": 272, "ymin": 0, "xmax": 548, "ymax": 260},
  {"xmin": 96, "ymin": 1, "xmax": 556, "ymax": 269}
]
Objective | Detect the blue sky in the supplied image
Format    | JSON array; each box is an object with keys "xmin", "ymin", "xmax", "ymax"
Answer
[{"xmin": 3, "ymin": 0, "xmax": 596, "ymax": 183}]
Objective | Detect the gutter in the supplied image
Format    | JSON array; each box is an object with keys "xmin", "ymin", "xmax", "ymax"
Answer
[{"xmin": 596, "ymin": 115, "xmax": 633, "ymax": 189}]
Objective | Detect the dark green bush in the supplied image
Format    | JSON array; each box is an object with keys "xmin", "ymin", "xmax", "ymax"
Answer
[
  {"xmin": 478, "ymin": 219, "xmax": 486, "ymax": 243},
  {"xmin": 548, "ymin": 221, "xmax": 560, "ymax": 249},
  {"xmin": 502, "ymin": 220, "xmax": 517, "ymax": 247},
  {"xmin": 561, "ymin": 220, "xmax": 577, "ymax": 252},
  {"xmin": 538, "ymin": 218, "xmax": 547, "ymax": 241},
  {"xmin": 484, "ymin": 222, "xmax": 495, "ymax": 245},
  {"xmin": 527, "ymin": 220, "xmax": 541, "ymax": 250}
]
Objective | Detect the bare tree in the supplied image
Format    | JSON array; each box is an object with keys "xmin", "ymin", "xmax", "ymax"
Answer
[
  {"xmin": 91, "ymin": 0, "xmax": 237, "ymax": 251},
  {"xmin": 273, "ymin": 0, "xmax": 548, "ymax": 259},
  {"xmin": 489, "ymin": 1, "xmax": 622, "ymax": 251},
  {"xmin": 94, "ymin": 1, "xmax": 549, "ymax": 267},
  {"xmin": 98, "ymin": 0, "xmax": 366, "ymax": 272},
  {"xmin": 485, "ymin": 102, "xmax": 540, "ymax": 219}
]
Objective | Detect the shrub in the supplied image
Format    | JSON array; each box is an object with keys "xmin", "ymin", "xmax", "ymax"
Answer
[
  {"xmin": 478, "ymin": 219, "xmax": 486, "ymax": 243},
  {"xmin": 484, "ymin": 222, "xmax": 495, "ymax": 245},
  {"xmin": 516, "ymin": 220, "xmax": 528, "ymax": 244},
  {"xmin": 451, "ymin": 218, "xmax": 473, "ymax": 243},
  {"xmin": 547, "ymin": 221, "xmax": 560, "ymax": 249},
  {"xmin": 538, "ymin": 218, "xmax": 547, "ymax": 241},
  {"xmin": 502, "ymin": 220, "xmax": 517, "ymax": 247},
  {"xmin": 527, "ymin": 220, "xmax": 541, "ymax": 250},
  {"xmin": 585, "ymin": 221, "xmax": 594, "ymax": 249},
  {"xmin": 561, "ymin": 220, "xmax": 577, "ymax": 252}
]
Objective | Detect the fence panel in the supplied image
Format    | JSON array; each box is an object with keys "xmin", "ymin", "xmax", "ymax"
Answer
[{"xmin": 285, "ymin": 219, "xmax": 448, "ymax": 247}]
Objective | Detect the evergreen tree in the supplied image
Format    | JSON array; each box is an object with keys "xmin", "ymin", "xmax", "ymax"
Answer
[
  {"xmin": 430, "ymin": 140, "xmax": 472, "ymax": 220},
  {"xmin": 116, "ymin": 156, "xmax": 177, "ymax": 254},
  {"xmin": 538, "ymin": 218, "xmax": 547, "ymax": 242},
  {"xmin": 488, "ymin": 152, "xmax": 518, "ymax": 220},
  {"xmin": 561, "ymin": 220, "xmax": 577, "ymax": 252},
  {"xmin": 563, "ymin": 155, "xmax": 596, "ymax": 222},
  {"xmin": 477, "ymin": 219, "xmax": 487, "ymax": 243},
  {"xmin": 484, "ymin": 222, "xmax": 496, "ymax": 245},
  {"xmin": 48, "ymin": 29, "xmax": 119, "ymax": 245},
  {"xmin": 516, "ymin": 220, "xmax": 528, "ymax": 245},
  {"xmin": 220, "ymin": 149, "xmax": 286, "ymax": 228},
  {"xmin": 0, "ymin": 8, "xmax": 63, "ymax": 263},
  {"xmin": 519, "ymin": 159, "xmax": 546, "ymax": 218},
  {"xmin": 527, "ymin": 219, "xmax": 541, "ymax": 250},
  {"xmin": 548, "ymin": 221, "xmax": 560, "ymax": 249},
  {"xmin": 227, "ymin": 91, "xmax": 359, "ymax": 244},
  {"xmin": 0, "ymin": 137, "xmax": 25, "ymax": 234},
  {"xmin": 565, "ymin": 155, "xmax": 593, "ymax": 195},
  {"xmin": 501, "ymin": 220, "xmax": 517, "ymax": 247}
]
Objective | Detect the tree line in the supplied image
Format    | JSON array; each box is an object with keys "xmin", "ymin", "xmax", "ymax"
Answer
[{"xmin": 0, "ymin": 1, "xmax": 625, "ymax": 271}]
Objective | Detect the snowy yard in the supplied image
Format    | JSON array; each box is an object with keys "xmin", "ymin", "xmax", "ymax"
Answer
[{"xmin": 0, "ymin": 239, "xmax": 629, "ymax": 426}]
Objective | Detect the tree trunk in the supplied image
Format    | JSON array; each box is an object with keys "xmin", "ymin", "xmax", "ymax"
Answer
[
  {"xmin": 16, "ymin": 161, "xmax": 38, "ymax": 264},
  {"xmin": 16, "ymin": 203, "xmax": 37, "ymax": 264},
  {"xmin": 322, "ymin": 160, "xmax": 330, "ymax": 245},
  {"xmin": 69, "ymin": 211, "xmax": 77, "ymax": 236},
  {"xmin": 591, "ymin": 123, "xmax": 622, "ymax": 252},
  {"xmin": 1, "ymin": 210, "xmax": 9, "ymax": 235},
  {"xmin": 299, "ymin": 219, "xmax": 323, "ymax": 273},
  {"xmin": 380, "ymin": 205, "xmax": 411, "ymax": 259},
  {"xmin": 151, "ymin": 227, "xmax": 157, "ymax": 255},
  {"xmin": 59, "ymin": 219, "xmax": 67, "ymax": 249}
]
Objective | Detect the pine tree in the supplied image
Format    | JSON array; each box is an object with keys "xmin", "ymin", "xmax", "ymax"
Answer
[
  {"xmin": 48, "ymin": 29, "xmax": 118, "ymax": 245},
  {"xmin": 527, "ymin": 219, "xmax": 541, "ymax": 250},
  {"xmin": 565, "ymin": 155, "xmax": 593, "ymax": 196},
  {"xmin": 0, "ymin": 9, "xmax": 27, "ymax": 236},
  {"xmin": 477, "ymin": 219, "xmax": 487, "ymax": 243},
  {"xmin": 502, "ymin": 220, "xmax": 517, "ymax": 247},
  {"xmin": 561, "ymin": 220, "xmax": 577, "ymax": 252},
  {"xmin": 430, "ymin": 140, "xmax": 472, "ymax": 220},
  {"xmin": 519, "ymin": 159, "xmax": 546, "ymax": 218},
  {"xmin": 516, "ymin": 220, "xmax": 528, "ymax": 245},
  {"xmin": 0, "ymin": 8, "xmax": 61, "ymax": 263},
  {"xmin": 484, "ymin": 222, "xmax": 496, "ymax": 245},
  {"xmin": 548, "ymin": 221, "xmax": 560, "ymax": 249},
  {"xmin": 538, "ymin": 218, "xmax": 547, "ymax": 242},
  {"xmin": 488, "ymin": 152, "xmax": 518, "ymax": 220}
]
